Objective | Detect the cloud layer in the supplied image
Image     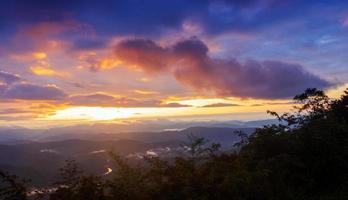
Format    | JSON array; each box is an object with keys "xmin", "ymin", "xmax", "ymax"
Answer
[
  {"xmin": 68, "ymin": 93, "xmax": 191, "ymax": 107},
  {"xmin": 0, "ymin": 71, "xmax": 21, "ymax": 84},
  {"xmin": 202, "ymin": 103, "xmax": 240, "ymax": 107},
  {"xmin": 113, "ymin": 38, "xmax": 331, "ymax": 99},
  {"xmin": 0, "ymin": 71, "xmax": 66, "ymax": 100},
  {"xmin": 3, "ymin": 83, "xmax": 66, "ymax": 100}
]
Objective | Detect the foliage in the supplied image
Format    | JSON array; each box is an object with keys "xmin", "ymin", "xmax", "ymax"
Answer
[
  {"xmin": 1, "ymin": 88, "xmax": 347, "ymax": 200},
  {"xmin": 49, "ymin": 160, "xmax": 105, "ymax": 200},
  {"xmin": 0, "ymin": 171, "xmax": 27, "ymax": 200}
]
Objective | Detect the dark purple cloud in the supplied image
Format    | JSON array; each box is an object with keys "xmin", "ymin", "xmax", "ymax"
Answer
[
  {"xmin": 2, "ymin": 83, "xmax": 66, "ymax": 100},
  {"xmin": 0, "ymin": 84, "xmax": 7, "ymax": 95},
  {"xmin": 0, "ymin": 71, "xmax": 68, "ymax": 101},
  {"xmin": 0, "ymin": 71, "xmax": 21, "ymax": 84},
  {"xmin": 112, "ymin": 38, "xmax": 332, "ymax": 99},
  {"xmin": 72, "ymin": 38, "xmax": 109, "ymax": 50},
  {"xmin": 2, "ymin": 0, "xmax": 346, "ymax": 50},
  {"xmin": 114, "ymin": 39, "xmax": 171, "ymax": 73}
]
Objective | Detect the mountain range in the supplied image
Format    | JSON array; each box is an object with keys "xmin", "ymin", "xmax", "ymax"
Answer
[{"xmin": 0, "ymin": 119, "xmax": 279, "ymax": 186}]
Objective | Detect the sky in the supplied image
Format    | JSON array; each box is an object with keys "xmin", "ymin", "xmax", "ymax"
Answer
[{"xmin": 0, "ymin": 0, "xmax": 347, "ymax": 128}]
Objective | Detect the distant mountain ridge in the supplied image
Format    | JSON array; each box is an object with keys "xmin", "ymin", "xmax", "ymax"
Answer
[
  {"xmin": 0, "ymin": 126, "xmax": 256, "ymax": 185},
  {"xmin": 0, "ymin": 119, "xmax": 277, "ymax": 144}
]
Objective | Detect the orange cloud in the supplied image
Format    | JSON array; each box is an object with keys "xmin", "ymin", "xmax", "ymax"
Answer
[
  {"xmin": 133, "ymin": 89, "xmax": 158, "ymax": 95},
  {"xmin": 32, "ymin": 52, "xmax": 47, "ymax": 59},
  {"xmin": 138, "ymin": 77, "xmax": 151, "ymax": 83},
  {"xmin": 98, "ymin": 57, "xmax": 123, "ymax": 70},
  {"xmin": 10, "ymin": 52, "xmax": 47, "ymax": 61},
  {"xmin": 77, "ymin": 52, "xmax": 123, "ymax": 71},
  {"xmin": 30, "ymin": 66, "xmax": 69, "ymax": 77},
  {"xmin": 30, "ymin": 60, "xmax": 69, "ymax": 77}
]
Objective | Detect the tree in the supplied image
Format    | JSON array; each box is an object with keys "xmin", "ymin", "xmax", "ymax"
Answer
[
  {"xmin": 49, "ymin": 160, "xmax": 105, "ymax": 200},
  {"xmin": 2, "ymin": 88, "xmax": 347, "ymax": 200},
  {"xmin": 0, "ymin": 170, "xmax": 27, "ymax": 200}
]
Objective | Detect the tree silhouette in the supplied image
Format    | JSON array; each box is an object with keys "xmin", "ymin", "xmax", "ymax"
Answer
[
  {"xmin": 0, "ymin": 170, "xmax": 27, "ymax": 200},
  {"xmin": 1, "ymin": 88, "xmax": 347, "ymax": 200}
]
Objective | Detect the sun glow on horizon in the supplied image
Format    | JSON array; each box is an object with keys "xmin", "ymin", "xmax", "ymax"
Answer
[
  {"xmin": 43, "ymin": 96, "xmax": 303, "ymax": 122},
  {"xmin": 21, "ymin": 86, "xmax": 347, "ymax": 126},
  {"xmin": 50, "ymin": 107, "xmax": 137, "ymax": 120},
  {"xmin": 48, "ymin": 106, "xmax": 193, "ymax": 121}
]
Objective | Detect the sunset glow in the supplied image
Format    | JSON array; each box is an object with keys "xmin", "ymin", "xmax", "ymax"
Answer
[
  {"xmin": 1, "ymin": 2, "xmax": 347, "ymax": 199},
  {"xmin": 51, "ymin": 107, "xmax": 136, "ymax": 120},
  {"xmin": 0, "ymin": 0, "xmax": 347, "ymax": 128}
]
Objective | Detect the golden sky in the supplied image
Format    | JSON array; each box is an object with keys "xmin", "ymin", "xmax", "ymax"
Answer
[{"xmin": 1, "ymin": 1, "xmax": 348, "ymax": 128}]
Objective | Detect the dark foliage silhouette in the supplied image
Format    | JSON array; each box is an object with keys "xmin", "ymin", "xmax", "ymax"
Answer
[
  {"xmin": 0, "ymin": 171, "xmax": 27, "ymax": 200},
  {"xmin": 1, "ymin": 88, "xmax": 347, "ymax": 199}
]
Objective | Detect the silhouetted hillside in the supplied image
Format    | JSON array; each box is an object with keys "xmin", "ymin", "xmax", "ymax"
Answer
[
  {"xmin": 0, "ymin": 120, "xmax": 268, "ymax": 144},
  {"xmin": 1, "ymin": 88, "xmax": 347, "ymax": 199}
]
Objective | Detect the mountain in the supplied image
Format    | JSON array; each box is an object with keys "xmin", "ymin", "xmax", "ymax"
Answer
[
  {"xmin": 0, "ymin": 126, "xmax": 254, "ymax": 186},
  {"xmin": 0, "ymin": 139, "xmax": 153, "ymax": 186},
  {"xmin": 0, "ymin": 119, "xmax": 275, "ymax": 144},
  {"xmin": 0, "ymin": 127, "xmax": 44, "ymax": 144},
  {"xmin": 37, "ymin": 127, "xmax": 254, "ymax": 147}
]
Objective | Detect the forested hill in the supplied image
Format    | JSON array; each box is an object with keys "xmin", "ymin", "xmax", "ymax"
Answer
[{"xmin": 1, "ymin": 88, "xmax": 347, "ymax": 200}]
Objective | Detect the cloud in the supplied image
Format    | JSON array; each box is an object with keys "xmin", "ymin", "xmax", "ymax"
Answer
[
  {"xmin": 111, "ymin": 37, "xmax": 332, "ymax": 99},
  {"xmin": 343, "ymin": 17, "xmax": 348, "ymax": 27},
  {"xmin": 2, "ymin": 0, "xmax": 331, "ymax": 38},
  {"xmin": 72, "ymin": 38, "xmax": 109, "ymax": 50},
  {"xmin": 0, "ymin": 70, "xmax": 67, "ymax": 101},
  {"xmin": 251, "ymin": 104, "xmax": 263, "ymax": 107},
  {"xmin": 0, "ymin": 115, "xmax": 36, "ymax": 121},
  {"xmin": 0, "ymin": 83, "xmax": 6, "ymax": 94},
  {"xmin": 0, "ymin": 71, "xmax": 21, "ymax": 84},
  {"xmin": 1, "ymin": 0, "xmax": 347, "ymax": 53},
  {"xmin": 1, "ymin": 83, "xmax": 66, "ymax": 100},
  {"xmin": 160, "ymin": 102, "xmax": 191, "ymax": 107},
  {"xmin": 0, "ymin": 108, "xmax": 32, "ymax": 114},
  {"xmin": 68, "ymin": 93, "xmax": 117, "ymax": 107},
  {"xmin": 114, "ymin": 39, "xmax": 171, "ymax": 73},
  {"xmin": 80, "ymin": 54, "xmax": 123, "ymax": 72},
  {"xmin": 133, "ymin": 89, "xmax": 158, "ymax": 95},
  {"xmin": 202, "ymin": 103, "xmax": 240, "ymax": 107},
  {"xmin": 68, "ymin": 93, "xmax": 191, "ymax": 107},
  {"xmin": 30, "ymin": 65, "xmax": 69, "ymax": 77}
]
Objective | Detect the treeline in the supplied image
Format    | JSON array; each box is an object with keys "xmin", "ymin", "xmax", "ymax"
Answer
[{"xmin": 1, "ymin": 88, "xmax": 348, "ymax": 200}]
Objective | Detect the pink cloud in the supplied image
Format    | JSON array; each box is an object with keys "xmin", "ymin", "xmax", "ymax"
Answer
[
  {"xmin": 110, "ymin": 37, "xmax": 331, "ymax": 99},
  {"xmin": 343, "ymin": 17, "xmax": 348, "ymax": 27}
]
